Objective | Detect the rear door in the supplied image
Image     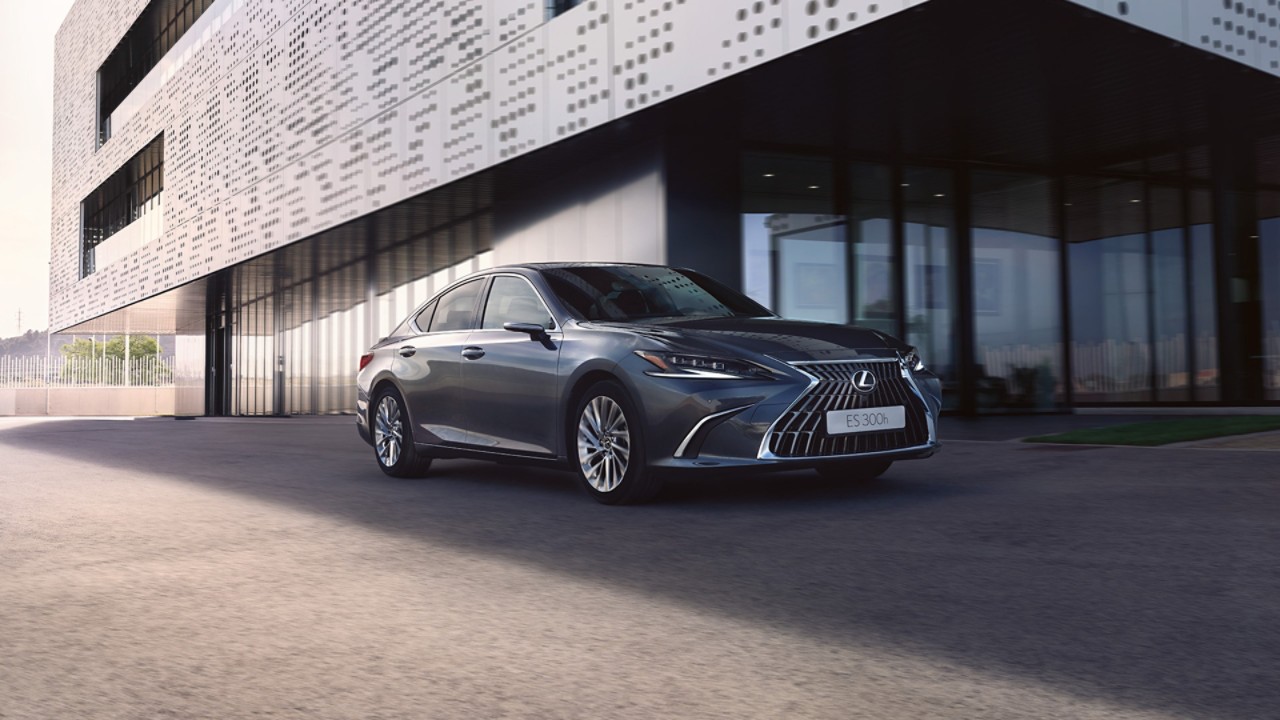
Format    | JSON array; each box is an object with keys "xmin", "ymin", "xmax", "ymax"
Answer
[
  {"xmin": 397, "ymin": 278, "xmax": 485, "ymax": 446},
  {"xmin": 459, "ymin": 274, "xmax": 563, "ymax": 456}
]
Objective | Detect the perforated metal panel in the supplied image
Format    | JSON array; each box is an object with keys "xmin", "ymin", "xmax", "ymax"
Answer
[
  {"xmin": 51, "ymin": 0, "xmax": 1278, "ymax": 332},
  {"xmin": 1071, "ymin": 0, "xmax": 1280, "ymax": 73}
]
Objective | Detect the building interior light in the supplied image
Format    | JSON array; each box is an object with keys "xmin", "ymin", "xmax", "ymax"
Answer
[
  {"xmin": 1130, "ymin": 199, "xmax": 1142, "ymax": 203},
  {"xmin": 808, "ymin": 185, "xmax": 820, "ymax": 190},
  {"xmin": 762, "ymin": 173, "xmax": 775, "ymax": 177},
  {"xmin": 933, "ymin": 193, "xmax": 945, "ymax": 198}
]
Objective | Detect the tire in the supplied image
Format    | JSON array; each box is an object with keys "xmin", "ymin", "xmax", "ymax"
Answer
[
  {"xmin": 572, "ymin": 381, "xmax": 661, "ymax": 505},
  {"xmin": 814, "ymin": 458, "xmax": 893, "ymax": 482},
  {"xmin": 371, "ymin": 385, "xmax": 433, "ymax": 478}
]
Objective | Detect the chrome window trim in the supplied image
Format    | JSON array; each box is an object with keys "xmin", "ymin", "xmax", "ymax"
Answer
[{"xmin": 755, "ymin": 356, "xmax": 937, "ymax": 461}]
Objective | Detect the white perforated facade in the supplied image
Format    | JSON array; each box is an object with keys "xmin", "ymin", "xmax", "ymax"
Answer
[
  {"xmin": 49, "ymin": 0, "xmax": 1280, "ymax": 413},
  {"xmin": 51, "ymin": 0, "xmax": 1280, "ymax": 332}
]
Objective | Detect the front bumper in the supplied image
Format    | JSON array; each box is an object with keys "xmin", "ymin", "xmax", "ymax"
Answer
[{"xmin": 633, "ymin": 355, "xmax": 942, "ymax": 471}]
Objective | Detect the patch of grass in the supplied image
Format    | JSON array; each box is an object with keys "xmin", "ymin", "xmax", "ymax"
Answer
[{"xmin": 1023, "ymin": 416, "xmax": 1280, "ymax": 447}]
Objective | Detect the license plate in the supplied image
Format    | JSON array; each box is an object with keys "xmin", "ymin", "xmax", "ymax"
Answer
[{"xmin": 825, "ymin": 406, "xmax": 906, "ymax": 435}]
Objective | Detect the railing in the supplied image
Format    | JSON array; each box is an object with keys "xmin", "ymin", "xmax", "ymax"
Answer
[{"xmin": 0, "ymin": 355, "xmax": 176, "ymax": 389}]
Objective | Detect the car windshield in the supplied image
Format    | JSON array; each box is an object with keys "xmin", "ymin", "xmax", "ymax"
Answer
[{"xmin": 543, "ymin": 266, "xmax": 774, "ymax": 322}]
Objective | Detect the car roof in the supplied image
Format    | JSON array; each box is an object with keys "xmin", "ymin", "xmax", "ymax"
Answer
[{"xmin": 493, "ymin": 262, "xmax": 683, "ymax": 272}]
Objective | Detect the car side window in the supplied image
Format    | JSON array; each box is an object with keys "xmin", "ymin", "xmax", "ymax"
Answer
[
  {"xmin": 412, "ymin": 301, "xmax": 437, "ymax": 334},
  {"xmin": 481, "ymin": 276, "xmax": 555, "ymax": 330},
  {"xmin": 428, "ymin": 279, "xmax": 484, "ymax": 333}
]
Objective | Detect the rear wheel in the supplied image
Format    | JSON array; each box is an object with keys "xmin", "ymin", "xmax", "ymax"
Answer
[
  {"xmin": 573, "ymin": 381, "xmax": 661, "ymax": 505},
  {"xmin": 815, "ymin": 458, "xmax": 893, "ymax": 482},
  {"xmin": 372, "ymin": 386, "xmax": 432, "ymax": 478}
]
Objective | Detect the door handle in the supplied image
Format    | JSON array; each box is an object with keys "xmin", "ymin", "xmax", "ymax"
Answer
[
  {"xmin": 461, "ymin": 346, "xmax": 485, "ymax": 360},
  {"xmin": 398, "ymin": 346, "xmax": 416, "ymax": 358}
]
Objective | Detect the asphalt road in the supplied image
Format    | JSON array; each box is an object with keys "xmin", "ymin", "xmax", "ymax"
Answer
[{"xmin": 1, "ymin": 416, "xmax": 1277, "ymax": 720}]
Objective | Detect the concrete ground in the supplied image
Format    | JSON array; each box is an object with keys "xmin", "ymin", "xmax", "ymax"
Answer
[{"xmin": 1, "ymin": 415, "xmax": 1278, "ymax": 719}]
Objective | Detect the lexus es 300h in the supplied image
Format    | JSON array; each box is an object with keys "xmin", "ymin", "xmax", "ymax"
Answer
[{"xmin": 356, "ymin": 264, "xmax": 941, "ymax": 504}]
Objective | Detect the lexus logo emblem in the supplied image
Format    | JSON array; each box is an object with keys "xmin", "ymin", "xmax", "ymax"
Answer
[{"xmin": 851, "ymin": 370, "xmax": 877, "ymax": 394}]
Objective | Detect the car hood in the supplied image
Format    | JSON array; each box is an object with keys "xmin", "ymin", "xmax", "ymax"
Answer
[{"xmin": 589, "ymin": 316, "xmax": 904, "ymax": 363}]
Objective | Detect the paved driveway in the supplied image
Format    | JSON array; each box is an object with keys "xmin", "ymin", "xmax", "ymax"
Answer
[{"xmin": 0, "ymin": 416, "xmax": 1276, "ymax": 719}]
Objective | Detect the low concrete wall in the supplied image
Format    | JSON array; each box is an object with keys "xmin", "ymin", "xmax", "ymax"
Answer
[{"xmin": 0, "ymin": 387, "xmax": 183, "ymax": 416}]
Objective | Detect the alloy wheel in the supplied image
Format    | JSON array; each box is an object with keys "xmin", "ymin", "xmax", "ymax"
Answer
[
  {"xmin": 577, "ymin": 395, "xmax": 632, "ymax": 493},
  {"xmin": 375, "ymin": 395, "xmax": 403, "ymax": 468}
]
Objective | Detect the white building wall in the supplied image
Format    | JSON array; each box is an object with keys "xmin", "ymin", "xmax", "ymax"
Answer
[{"xmin": 50, "ymin": 0, "xmax": 1278, "ymax": 332}]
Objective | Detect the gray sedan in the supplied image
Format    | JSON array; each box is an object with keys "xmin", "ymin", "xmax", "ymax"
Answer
[{"xmin": 356, "ymin": 263, "xmax": 941, "ymax": 504}]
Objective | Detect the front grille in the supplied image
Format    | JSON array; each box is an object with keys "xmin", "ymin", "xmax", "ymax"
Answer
[{"xmin": 764, "ymin": 360, "xmax": 930, "ymax": 458}]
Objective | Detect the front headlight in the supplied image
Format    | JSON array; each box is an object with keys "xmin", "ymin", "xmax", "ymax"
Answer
[
  {"xmin": 903, "ymin": 347, "xmax": 926, "ymax": 372},
  {"xmin": 635, "ymin": 351, "xmax": 774, "ymax": 380}
]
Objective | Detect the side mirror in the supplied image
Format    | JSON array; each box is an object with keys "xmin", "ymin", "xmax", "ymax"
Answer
[{"xmin": 503, "ymin": 322, "xmax": 548, "ymax": 340}]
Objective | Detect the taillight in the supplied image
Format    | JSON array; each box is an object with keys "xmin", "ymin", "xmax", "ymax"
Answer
[{"xmin": 359, "ymin": 353, "xmax": 374, "ymax": 371}]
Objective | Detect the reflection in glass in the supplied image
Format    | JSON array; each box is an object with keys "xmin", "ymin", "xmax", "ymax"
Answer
[
  {"xmin": 1069, "ymin": 178, "xmax": 1151, "ymax": 402},
  {"xmin": 1151, "ymin": 187, "xmax": 1189, "ymax": 402},
  {"xmin": 776, "ymin": 220, "xmax": 848, "ymax": 323},
  {"xmin": 1264, "ymin": 219, "xmax": 1280, "ymax": 400},
  {"xmin": 1260, "ymin": 192, "xmax": 1280, "ymax": 400},
  {"xmin": 740, "ymin": 154, "xmax": 846, "ymax": 322},
  {"xmin": 1189, "ymin": 190, "xmax": 1219, "ymax": 400},
  {"xmin": 971, "ymin": 172, "xmax": 1062, "ymax": 411},
  {"xmin": 902, "ymin": 167, "xmax": 956, "ymax": 406},
  {"xmin": 850, "ymin": 163, "xmax": 896, "ymax": 334}
]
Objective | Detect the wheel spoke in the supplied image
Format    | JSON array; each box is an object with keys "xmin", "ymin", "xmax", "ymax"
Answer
[
  {"xmin": 376, "ymin": 396, "xmax": 404, "ymax": 467},
  {"xmin": 576, "ymin": 395, "xmax": 634, "ymax": 493},
  {"xmin": 586, "ymin": 400, "xmax": 602, "ymax": 437}
]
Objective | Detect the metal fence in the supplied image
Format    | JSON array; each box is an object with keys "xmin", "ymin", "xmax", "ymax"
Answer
[{"xmin": 0, "ymin": 355, "xmax": 176, "ymax": 389}]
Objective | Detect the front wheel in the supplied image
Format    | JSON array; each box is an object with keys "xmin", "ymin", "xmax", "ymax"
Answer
[
  {"xmin": 814, "ymin": 458, "xmax": 893, "ymax": 482},
  {"xmin": 572, "ymin": 381, "xmax": 661, "ymax": 505},
  {"xmin": 372, "ymin": 386, "xmax": 432, "ymax": 478}
]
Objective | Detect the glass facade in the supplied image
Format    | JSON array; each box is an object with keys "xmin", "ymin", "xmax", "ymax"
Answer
[
  {"xmin": 1261, "ymin": 192, "xmax": 1280, "ymax": 401},
  {"xmin": 903, "ymin": 167, "xmax": 957, "ymax": 402},
  {"xmin": 81, "ymin": 134, "xmax": 165, "ymax": 277},
  {"xmin": 1068, "ymin": 177, "xmax": 1150, "ymax": 403},
  {"xmin": 1188, "ymin": 190, "xmax": 1220, "ymax": 401},
  {"xmin": 971, "ymin": 172, "xmax": 1062, "ymax": 411},
  {"xmin": 98, "ymin": 0, "xmax": 216, "ymax": 145},
  {"xmin": 213, "ymin": 182, "xmax": 493, "ymax": 416},
  {"xmin": 741, "ymin": 154, "xmax": 843, "ymax": 321},
  {"xmin": 739, "ymin": 149, "xmax": 1272, "ymax": 412}
]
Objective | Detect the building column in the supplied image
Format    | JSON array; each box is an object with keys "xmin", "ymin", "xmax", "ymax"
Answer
[{"xmin": 1210, "ymin": 104, "xmax": 1266, "ymax": 404}]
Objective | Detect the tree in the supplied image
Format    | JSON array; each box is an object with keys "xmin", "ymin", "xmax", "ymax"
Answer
[{"xmin": 59, "ymin": 335, "xmax": 168, "ymax": 385}]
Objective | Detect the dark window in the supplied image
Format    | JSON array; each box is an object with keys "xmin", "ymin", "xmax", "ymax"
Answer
[
  {"xmin": 80, "ymin": 133, "xmax": 164, "ymax": 278},
  {"xmin": 97, "ymin": 0, "xmax": 216, "ymax": 145},
  {"xmin": 482, "ymin": 276, "xmax": 555, "ymax": 330},
  {"xmin": 545, "ymin": 0, "xmax": 586, "ymax": 21},
  {"xmin": 428, "ymin": 280, "xmax": 484, "ymax": 332},
  {"xmin": 544, "ymin": 266, "xmax": 773, "ymax": 321},
  {"xmin": 412, "ymin": 301, "xmax": 437, "ymax": 334}
]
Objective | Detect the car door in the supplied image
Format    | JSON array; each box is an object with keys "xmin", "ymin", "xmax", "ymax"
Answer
[
  {"xmin": 397, "ymin": 278, "xmax": 484, "ymax": 446},
  {"xmin": 459, "ymin": 274, "xmax": 563, "ymax": 456}
]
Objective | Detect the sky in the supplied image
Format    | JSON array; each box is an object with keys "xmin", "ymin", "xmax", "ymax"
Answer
[{"xmin": 0, "ymin": 0, "xmax": 78, "ymax": 338}]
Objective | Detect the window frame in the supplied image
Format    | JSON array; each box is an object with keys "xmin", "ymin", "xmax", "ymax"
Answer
[
  {"xmin": 478, "ymin": 274, "xmax": 559, "ymax": 332},
  {"xmin": 423, "ymin": 278, "xmax": 486, "ymax": 334}
]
